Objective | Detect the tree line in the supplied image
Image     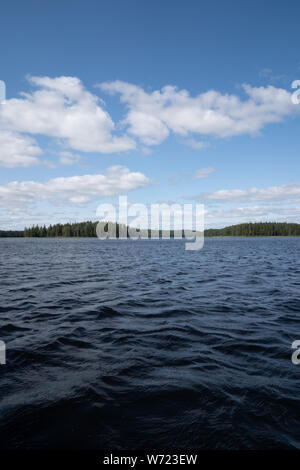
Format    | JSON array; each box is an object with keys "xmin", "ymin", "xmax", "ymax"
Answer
[
  {"xmin": 0, "ymin": 221, "xmax": 299, "ymax": 237},
  {"xmin": 24, "ymin": 221, "xmax": 98, "ymax": 237},
  {"xmin": 0, "ymin": 230, "xmax": 24, "ymax": 237},
  {"xmin": 204, "ymin": 222, "xmax": 300, "ymax": 237},
  {"xmin": 23, "ymin": 222, "xmax": 189, "ymax": 238}
]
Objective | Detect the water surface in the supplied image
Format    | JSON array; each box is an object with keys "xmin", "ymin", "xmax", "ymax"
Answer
[{"xmin": 0, "ymin": 237, "xmax": 299, "ymax": 449}]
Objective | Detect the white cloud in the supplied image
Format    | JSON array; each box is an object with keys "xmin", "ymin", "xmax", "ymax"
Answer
[
  {"xmin": 58, "ymin": 151, "xmax": 81, "ymax": 165},
  {"xmin": 0, "ymin": 76, "xmax": 299, "ymax": 168},
  {"xmin": 205, "ymin": 204, "xmax": 300, "ymax": 228},
  {"xmin": 207, "ymin": 205, "xmax": 285, "ymax": 219},
  {"xmin": 0, "ymin": 166, "xmax": 150, "ymax": 208},
  {"xmin": 0, "ymin": 206, "xmax": 99, "ymax": 230},
  {"xmin": 100, "ymin": 80, "xmax": 298, "ymax": 145},
  {"xmin": 0, "ymin": 76, "xmax": 299, "ymax": 169},
  {"xmin": 193, "ymin": 167, "xmax": 215, "ymax": 179},
  {"xmin": 0, "ymin": 76, "xmax": 136, "ymax": 156},
  {"xmin": 185, "ymin": 138, "xmax": 208, "ymax": 149},
  {"xmin": 189, "ymin": 182, "xmax": 300, "ymax": 227},
  {"xmin": 123, "ymin": 111, "xmax": 169, "ymax": 145},
  {"xmin": 201, "ymin": 183, "xmax": 300, "ymax": 203},
  {"xmin": 0, "ymin": 130, "xmax": 42, "ymax": 167}
]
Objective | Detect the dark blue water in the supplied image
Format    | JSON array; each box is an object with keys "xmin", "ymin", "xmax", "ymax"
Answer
[{"xmin": 0, "ymin": 237, "xmax": 299, "ymax": 450}]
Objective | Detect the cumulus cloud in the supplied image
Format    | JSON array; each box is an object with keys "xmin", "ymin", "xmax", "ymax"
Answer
[
  {"xmin": 0, "ymin": 130, "xmax": 42, "ymax": 167},
  {"xmin": 0, "ymin": 76, "xmax": 136, "ymax": 158},
  {"xmin": 0, "ymin": 166, "xmax": 150, "ymax": 208},
  {"xmin": 100, "ymin": 80, "xmax": 298, "ymax": 145},
  {"xmin": 0, "ymin": 76, "xmax": 299, "ymax": 168},
  {"xmin": 193, "ymin": 167, "xmax": 215, "ymax": 179}
]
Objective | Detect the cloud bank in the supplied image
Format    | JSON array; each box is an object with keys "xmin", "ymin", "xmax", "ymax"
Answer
[
  {"xmin": 100, "ymin": 80, "xmax": 298, "ymax": 145},
  {"xmin": 198, "ymin": 183, "xmax": 300, "ymax": 203},
  {"xmin": 0, "ymin": 76, "xmax": 298, "ymax": 167},
  {"xmin": 191, "ymin": 182, "xmax": 300, "ymax": 228},
  {"xmin": 0, "ymin": 166, "xmax": 150, "ymax": 208}
]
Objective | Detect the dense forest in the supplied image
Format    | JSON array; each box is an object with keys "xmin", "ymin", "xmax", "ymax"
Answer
[
  {"xmin": 0, "ymin": 230, "xmax": 24, "ymax": 237},
  {"xmin": 24, "ymin": 221, "xmax": 98, "ymax": 237},
  {"xmin": 22, "ymin": 222, "xmax": 190, "ymax": 238},
  {"xmin": 0, "ymin": 222, "xmax": 299, "ymax": 237},
  {"xmin": 204, "ymin": 222, "xmax": 300, "ymax": 237}
]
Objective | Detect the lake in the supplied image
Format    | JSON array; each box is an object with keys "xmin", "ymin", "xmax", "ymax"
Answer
[{"xmin": 0, "ymin": 237, "xmax": 299, "ymax": 449}]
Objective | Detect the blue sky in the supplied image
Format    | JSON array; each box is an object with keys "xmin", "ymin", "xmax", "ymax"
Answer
[{"xmin": 0, "ymin": 0, "xmax": 300, "ymax": 229}]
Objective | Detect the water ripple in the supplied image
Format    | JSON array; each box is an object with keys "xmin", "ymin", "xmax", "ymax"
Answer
[{"xmin": 0, "ymin": 237, "xmax": 299, "ymax": 449}]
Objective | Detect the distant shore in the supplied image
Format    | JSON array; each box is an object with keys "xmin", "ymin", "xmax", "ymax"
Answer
[{"xmin": 1, "ymin": 222, "xmax": 300, "ymax": 238}]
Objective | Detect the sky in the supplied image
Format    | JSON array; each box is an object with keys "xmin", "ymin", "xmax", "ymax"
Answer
[{"xmin": 0, "ymin": 0, "xmax": 300, "ymax": 230}]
